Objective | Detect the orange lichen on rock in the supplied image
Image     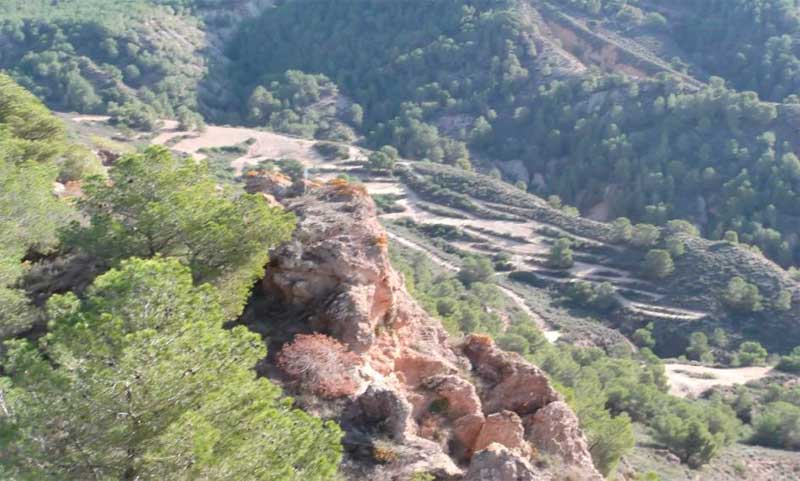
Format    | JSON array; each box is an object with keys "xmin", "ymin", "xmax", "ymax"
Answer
[
  {"xmin": 373, "ymin": 233, "xmax": 389, "ymax": 248},
  {"xmin": 325, "ymin": 177, "xmax": 368, "ymax": 197}
]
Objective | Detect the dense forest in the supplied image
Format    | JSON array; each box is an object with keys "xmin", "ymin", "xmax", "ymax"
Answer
[{"xmin": 226, "ymin": 0, "xmax": 800, "ymax": 266}]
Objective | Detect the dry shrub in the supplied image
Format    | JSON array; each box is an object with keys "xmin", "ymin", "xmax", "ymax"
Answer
[
  {"xmin": 372, "ymin": 441, "xmax": 399, "ymax": 464},
  {"xmin": 373, "ymin": 233, "xmax": 389, "ymax": 247},
  {"xmin": 327, "ymin": 178, "xmax": 349, "ymax": 187},
  {"xmin": 326, "ymin": 177, "xmax": 368, "ymax": 197},
  {"xmin": 273, "ymin": 172, "xmax": 292, "ymax": 183},
  {"xmin": 277, "ymin": 333, "xmax": 362, "ymax": 399},
  {"xmin": 467, "ymin": 334, "xmax": 494, "ymax": 347}
]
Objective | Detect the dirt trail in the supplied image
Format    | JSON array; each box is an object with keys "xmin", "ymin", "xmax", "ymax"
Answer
[
  {"xmin": 385, "ymin": 231, "xmax": 458, "ymax": 272},
  {"xmin": 151, "ymin": 125, "xmax": 325, "ymax": 171},
  {"xmin": 622, "ymin": 300, "xmax": 707, "ymax": 321},
  {"xmin": 495, "ymin": 282, "xmax": 559, "ymax": 339},
  {"xmin": 665, "ymin": 363, "xmax": 775, "ymax": 398},
  {"xmin": 71, "ymin": 114, "xmax": 112, "ymax": 123}
]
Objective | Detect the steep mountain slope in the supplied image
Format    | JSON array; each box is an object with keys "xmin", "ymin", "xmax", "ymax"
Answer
[
  {"xmin": 223, "ymin": 0, "xmax": 800, "ymax": 268},
  {"xmin": 243, "ymin": 176, "xmax": 604, "ymax": 480}
]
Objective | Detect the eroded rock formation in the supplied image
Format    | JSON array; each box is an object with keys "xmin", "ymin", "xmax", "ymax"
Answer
[{"xmin": 252, "ymin": 177, "xmax": 603, "ymax": 480}]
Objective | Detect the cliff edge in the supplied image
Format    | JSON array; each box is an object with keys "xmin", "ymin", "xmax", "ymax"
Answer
[{"xmin": 250, "ymin": 176, "xmax": 603, "ymax": 481}]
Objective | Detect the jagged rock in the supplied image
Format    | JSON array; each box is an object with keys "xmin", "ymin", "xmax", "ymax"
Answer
[
  {"xmin": 473, "ymin": 411, "xmax": 530, "ymax": 456},
  {"xmin": 394, "ymin": 351, "xmax": 453, "ymax": 388},
  {"xmin": 258, "ymin": 182, "xmax": 601, "ymax": 481},
  {"xmin": 355, "ymin": 385, "xmax": 414, "ymax": 441},
  {"xmin": 527, "ymin": 401, "xmax": 603, "ymax": 480},
  {"xmin": 453, "ymin": 413, "xmax": 486, "ymax": 459},
  {"xmin": 244, "ymin": 171, "xmax": 292, "ymax": 198},
  {"xmin": 463, "ymin": 335, "xmax": 560, "ymax": 415},
  {"xmin": 370, "ymin": 436, "xmax": 464, "ymax": 481},
  {"xmin": 423, "ymin": 374, "xmax": 482, "ymax": 419},
  {"xmin": 464, "ymin": 444, "xmax": 544, "ymax": 481},
  {"xmin": 326, "ymin": 285, "xmax": 377, "ymax": 353}
]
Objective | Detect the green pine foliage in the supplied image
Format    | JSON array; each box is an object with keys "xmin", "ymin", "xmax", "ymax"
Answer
[
  {"xmin": 62, "ymin": 146, "xmax": 296, "ymax": 318},
  {"xmin": 777, "ymin": 346, "xmax": 800, "ymax": 373},
  {"xmin": 548, "ymin": 237, "xmax": 575, "ymax": 269},
  {"xmin": 0, "ymin": 257, "xmax": 343, "ymax": 481},
  {"xmin": 391, "ymin": 248, "xmax": 506, "ymax": 337},
  {"xmin": 0, "ymin": 74, "xmax": 76, "ymax": 338}
]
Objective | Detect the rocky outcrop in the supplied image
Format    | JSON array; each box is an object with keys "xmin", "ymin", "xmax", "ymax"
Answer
[
  {"xmin": 528, "ymin": 402, "xmax": 600, "ymax": 477},
  {"xmin": 463, "ymin": 335, "xmax": 561, "ymax": 415},
  {"xmin": 255, "ymin": 177, "xmax": 602, "ymax": 480},
  {"xmin": 464, "ymin": 444, "xmax": 543, "ymax": 481},
  {"xmin": 423, "ymin": 375, "xmax": 482, "ymax": 419},
  {"xmin": 472, "ymin": 411, "xmax": 529, "ymax": 456}
]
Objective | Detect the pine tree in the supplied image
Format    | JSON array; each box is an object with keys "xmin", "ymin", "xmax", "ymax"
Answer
[{"xmin": 1, "ymin": 258, "xmax": 343, "ymax": 481}]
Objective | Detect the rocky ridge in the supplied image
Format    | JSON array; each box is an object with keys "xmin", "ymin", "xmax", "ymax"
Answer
[{"xmin": 250, "ymin": 175, "xmax": 602, "ymax": 481}]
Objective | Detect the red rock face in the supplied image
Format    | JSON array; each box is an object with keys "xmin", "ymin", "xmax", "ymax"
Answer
[
  {"xmin": 462, "ymin": 335, "xmax": 561, "ymax": 415},
  {"xmin": 527, "ymin": 401, "xmax": 599, "ymax": 475},
  {"xmin": 261, "ymin": 181, "xmax": 602, "ymax": 481},
  {"xmin": 472, "ymin": 411, "xmax": 530, "ymax": 456}
]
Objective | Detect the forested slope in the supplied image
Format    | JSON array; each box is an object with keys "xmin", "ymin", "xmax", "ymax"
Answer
[
  {"xmin": 224, "ymin": 0, "xmax": 800, "ymax": 269},
  {"xmin": 7, "ymin": 0, "xmax": 800, "ymax": 269},
  {"xmin": 0, "ymin": 75, "xmax": 343, "ymax": 480}
]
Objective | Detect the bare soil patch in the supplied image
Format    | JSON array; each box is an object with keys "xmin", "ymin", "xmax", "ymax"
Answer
[{"xmin": 664, "ymin": 363, "xmax": 775, "ymax": 398}]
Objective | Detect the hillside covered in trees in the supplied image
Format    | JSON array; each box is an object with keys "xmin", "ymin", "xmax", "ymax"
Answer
[
  {"xmin": 0, "ymin": 74, "xmax": 342, "ymax": 480},
  {"xmin": 4, "ymin": 0, "xmax": 800, "ymax": 480},
  {"xmin": 7, "ymin": 0, "xmax": 800, "ymax": 267}
]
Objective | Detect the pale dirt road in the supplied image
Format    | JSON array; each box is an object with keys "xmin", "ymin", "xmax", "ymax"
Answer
[
  {"xmin": 152, "ymin": 125, "xmax": 324, "ymax": 171},
  {"xmin": 150, "ymin": 124, "xmax": 364, "ymax": 173},
  {"xmin": 69, "ymin": 114, "xmax": 329, "ymax": 171},
  {"xmin": 71, "ymin": 114, "xmax": 112, "ymax": 123},
  {"xmin": 665, "ymin": 363, "xmax": 775, "ymax": 398}
]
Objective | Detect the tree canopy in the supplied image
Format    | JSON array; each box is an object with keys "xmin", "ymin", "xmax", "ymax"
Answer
[
  {"xmin": 63, "ymin": 146, "xmax": 295, "ymax": 317},
  {"xmin": 0, "ymin": 73, "xmax": 75, "ymax": 338},
  {"xmin": 0, "ymin": 257, "xmax": 343, "ymax": 481}
]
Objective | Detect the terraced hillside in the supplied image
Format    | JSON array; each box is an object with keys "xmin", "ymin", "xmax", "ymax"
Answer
[{"xmin": 64, "ymin": 114, "xmax": 800, "ymax": 358}]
